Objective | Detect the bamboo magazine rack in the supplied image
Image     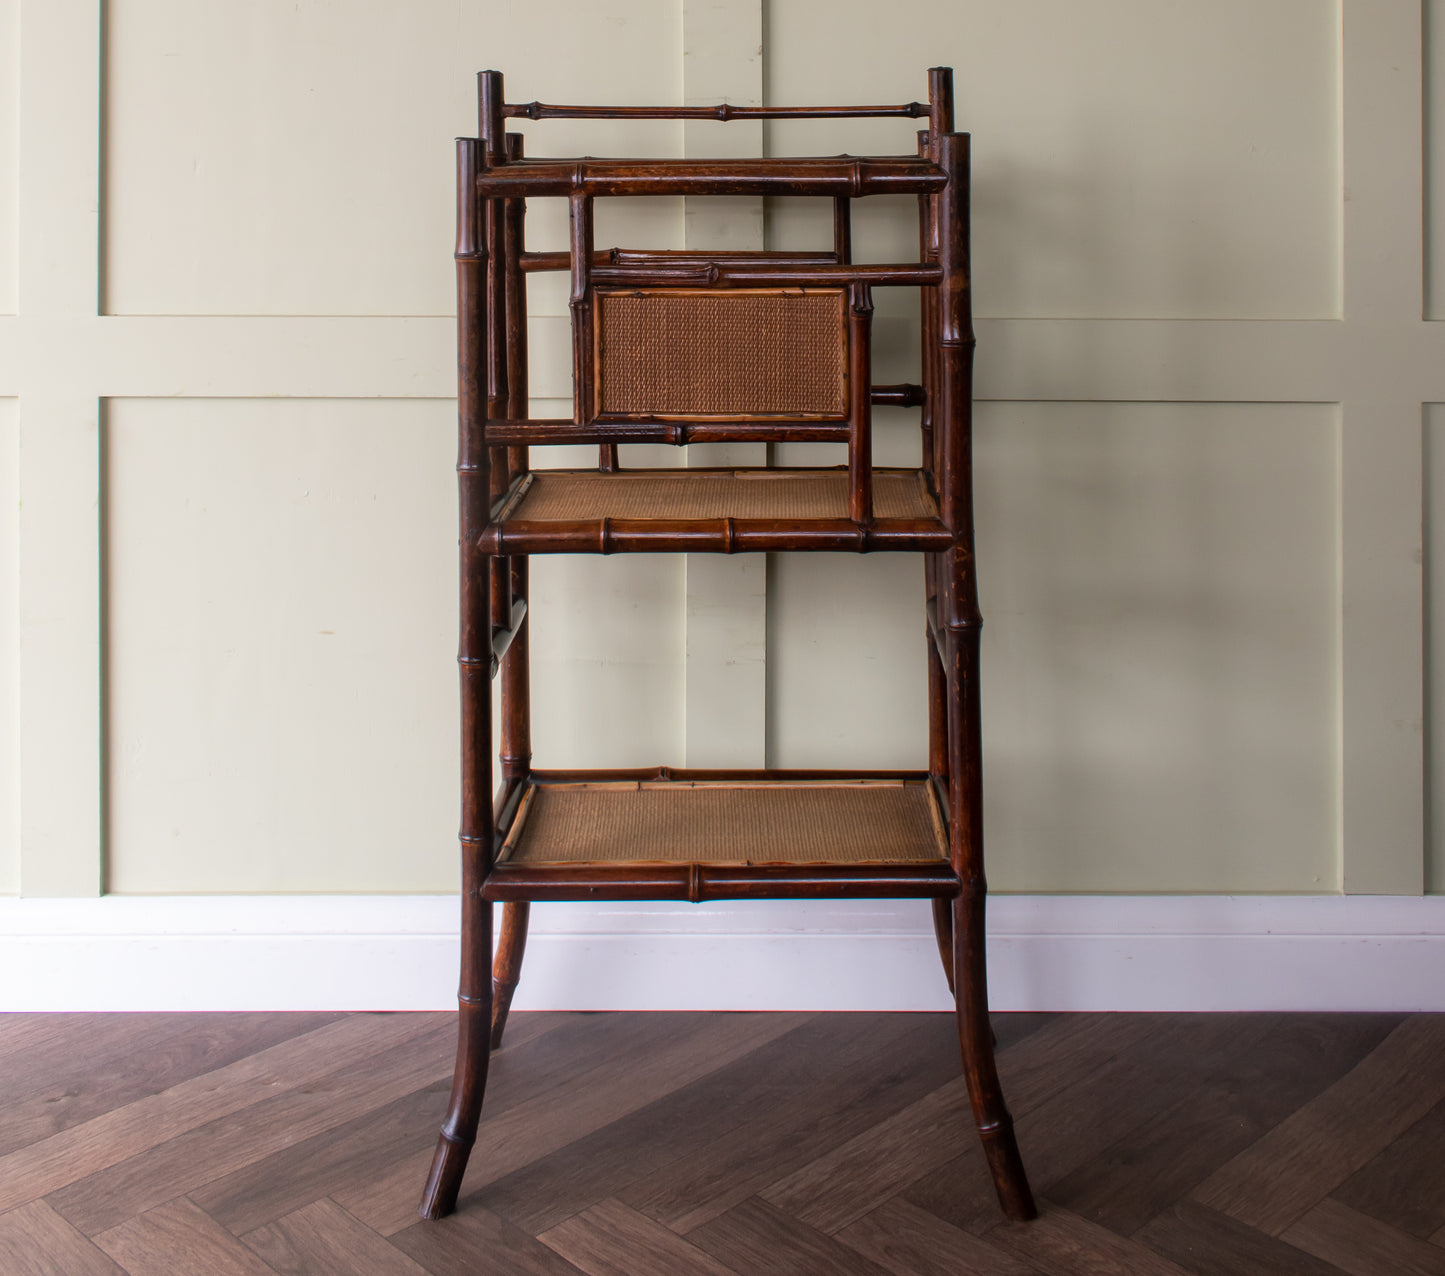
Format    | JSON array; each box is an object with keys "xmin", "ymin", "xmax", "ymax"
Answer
[{"xmin": 419, "ymin": 67, "xmax": 1037, "ymax": 1225}]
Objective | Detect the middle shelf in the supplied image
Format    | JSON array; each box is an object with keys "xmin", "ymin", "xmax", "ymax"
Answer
[{"xmin": 481, "ymin": 467, "xmax": 953, "ymax": 554}]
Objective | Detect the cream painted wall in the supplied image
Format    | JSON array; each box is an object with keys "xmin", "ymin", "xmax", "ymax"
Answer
[
  {"xmin": 0, "ymin": 2, "xmax": 16, "ymax": 896},
  {"xmin": 1429, "ymin": 403, "xmax": 1445, "ymax": 894},
  {"xmin": 104, "ymin": 0, "xmax": 683, "ymax": 316},
  {"xmin": 973, "ymin": 401, "xmax": 1338, "ymax": 893},
  {"xmin": 2, "ymin": 0, "xmax": 1438, "ymax": 901},
  {"xmin": 1428, "ymin": 0, "xmax": 1445, "ymax": 320},
  {"xmin": 773, "ymin": 402, "xmax": 1340, "ymax": 893},
  {"xmin": 0, "ymin": 0, "xmax": 16, "ymax": 314},
  {"xmin": 766, "ymin": 1, "xmax": 1349, "ymax": 891},
  {"xmin": 766, "ymin": 0, "xmax": 1340, "ymax": 321},
  {"xmin": 1, "ymin": 400, "xmax": 17, "ymax": 895},
  {"xmin": 104, "ymin": 398, "xmax": 459, "ymax": 893}
]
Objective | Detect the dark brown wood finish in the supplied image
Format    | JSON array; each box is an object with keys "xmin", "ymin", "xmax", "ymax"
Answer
[
  {"xmin": 503, "ymin": 132, "xmax": 529, "ymax": 491},
  {"xmin": 834, "ymin": 196, "xmax": 853, "ymax": 263},
  {"xmin": 423, "ymin": 67, "xmax": 1036, "ymax": 1233},
  {"xmin": 417, "ymin": 134, "xmax": 493, "ymax": 1223},
  {"xmin": 490, "ymin": 901, "xmax": 530, "ymax": 1050},
  {"xmin": 476, "ymin": 156, "xmax": 947, "ymax": 199},
  {"xmin": 502, "ymin": 96, "xmax": 930, "ymax": 121},
  {"xmin": 847, "ymin": 283, "xmax": 874, "ymax": 524}
]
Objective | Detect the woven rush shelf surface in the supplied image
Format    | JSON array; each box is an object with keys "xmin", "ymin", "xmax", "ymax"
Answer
[
  {"xmin": 506, "ymin": 468, "xmax": 939, "ymax": 523},
  {"xmin": 497, "ymin": 779, "xmax": 949, "ymax": 867}
]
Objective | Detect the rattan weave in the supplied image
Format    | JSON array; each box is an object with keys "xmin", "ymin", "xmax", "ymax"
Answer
[
  {"xmin": 596, "ymin": 289, "xmax": 848, "ymax": 418},
  {"xmin": 498, "ymin": 780, "xmax": 947, "ymax": 866},
  {"xmin": 509, "ymin": 469, "xmax": 938, "ymax": 522}
]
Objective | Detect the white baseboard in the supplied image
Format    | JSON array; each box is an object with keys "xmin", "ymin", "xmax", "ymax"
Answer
[{"xmin": 2, "ymin": 894, "xmax": 1443, "ymax": 1013}]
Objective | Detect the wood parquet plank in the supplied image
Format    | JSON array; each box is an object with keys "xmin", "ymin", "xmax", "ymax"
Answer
[
  {"xmin": 190, "ymin": 1081, "xmax": 449, "ymax": 1237},
  {"xmin": 763, "ymin": 1012, "xmax": 1168, "ymax": 1236},
  {"xmin": 1192, "ymin": 1015, "xmax": 1445, "ymax": 1236},
  {"xmin": 389, "ymin": 1204, "xmax": 589, "ymax": 1276},
  {"xmin": 902, "ymin": 1014, "xmax": 1253, "ymax": 1239},
  {"xmin": 480, "ymin": 1012, "xmax": 882, "ymax": 1233},
  {"xmin": 985, "ymin": 1208, "xmax": 1198, "ymax": 1276},
  {"xmin": 0, "ymin": 1012, "xmax": 442, "ymax": 1218},
  {"xmin": 1332, "ymin": 1092, "xmax": 1445, "ymax": 1239},
  {"xmin": 47, "ymin": 1019, "xmax": 457, "ymax": 1236},
  {"xmin": 834, "ymin": 1197, "xmax": 1045, "ymax": 1276},
  {"xmin": 537, "ymin": 1198, "xmax": 739, "ymax": 1276},
  {"xmin": 322, "ymin": 1009, "xmax": 735, "ymax": 1236},
  {"xmin": 336, "ymin": 1011, "xmax": 809, "ymax": 1238},
  {"xmin": 0, "ymin": 1013, "xmax": 341, "ymax": 1159},
  {"xmin": 1282, "ymin": 1199, "xmax": 1445, "ymax": 1276},
  {"xmin": 629, "ymin": 1012, "xmax": 1049, "ymax": 1238},
  {"xmin": 0, "ymin": 1014, "xmax": 82, "ymax": 1065},
  {"xmin": 1047, "ymin": 1014, "xmax": 1400, "ymax": 1236},
  {"xmin": 1134, "ymin": 1201, "xmax": 1348, "ymax": 1276},
  {"xmin": 0, "ymin": 1200, "xmax": 125, "ymax": 1276},
  {"xmin": 93, "ymin": 1198, "xmax": 279, "ymax": 1276},
  {"xmin": 977, "ymin": 1012, "xmax": 1173, "ymax": 1115},
  {"xmin": 687, "ymin": 1197, "xmax": 896, "ymax": 1276},
  {"xmin": 240, "ymin": 1199, "xmax": 432, "ymax": 1276},
  {"xmin": 488, "ymin": 1011, "xmax": 963, "ymax": 1236},
  {"xmin": 759, "ymin": 1073, "xmax": 973, "ymax": 1234}
]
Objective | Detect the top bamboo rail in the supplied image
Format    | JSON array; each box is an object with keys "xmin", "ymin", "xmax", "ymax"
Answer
[{"xmin": 501, "ymin": 100, "xmax": 929, "ymax": 122}]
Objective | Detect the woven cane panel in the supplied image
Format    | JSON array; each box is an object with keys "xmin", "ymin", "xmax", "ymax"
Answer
[
  {"xmin": 596, "ymin": 289, "xmax": 848, "ymax": 418},
  {"xmin": 511, "ymin": 470, "xmax": 937, "ymax": 522},
  {"xmin": 502, "ymin": 782, "xmax": 947, "ymax": 866}
]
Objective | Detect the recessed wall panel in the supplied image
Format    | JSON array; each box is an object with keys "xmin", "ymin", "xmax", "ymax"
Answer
[
  {"xmin": 768, "ymin": 553, "xmax": 929, "ymax": 771},
  {"xmin": 1428, "ymin": 404, "xmax": 1445, "ymax": 892},
  {"xmin": 103, "ymin": 0, "xmax": 683, "ymax": 316},
  {"xmin": 105, "ymin": 398, "xmax": 459, "ymax": 894},
  {"xmin": 525, "ymin": 404, "xmax": 687, "ymax": 770},
  {"xmin": 1428, "ymin": 1, "xmax": 1445, "ymax": 319},
  {"xmin": 0, "ymin": 399, "xmax": 18, "ymax": 893},
  {"xmin": 766, "ymin": 0, "xmax": 1339, "ymax": 320},
  {"xmin": 976, "ymin": 401, "xmax": 1339, "ymax": 893},
  {"xmin": 0, "ymin": 0, "xmax": 17, "ymax": 314}
]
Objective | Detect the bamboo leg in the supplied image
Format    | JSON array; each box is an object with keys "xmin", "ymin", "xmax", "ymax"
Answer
[
  {"xmin": 418, "ymin": 896, "xmax": 494, "ymax": 1219},
  {"xmin": 948, "ymin": 626, "xmax": 1035, "ymax": 1222},
  {"xmin": 953, "ymin": 886, "xmax": 1031, "ymax": 1219},
  {"xmin": 490, "ymin": 901, "xmax": 531, "ymax": 1049},
  {"xmin": 422, "ymin": 129, "xmax": 497, "ymax": 1222},
  {"xmin": 930, "ymin": 897, "xmax": 955, "ymax": 995}
]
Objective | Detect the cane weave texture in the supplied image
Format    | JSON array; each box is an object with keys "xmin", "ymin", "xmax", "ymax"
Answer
[
  {"xmin": 509, "ymin": 469, "xmax": 938, "ymax": 522},
  {"xmin": 499, "ymin": 780, "xmax": 948, "ymax": 866},
  {"xmin": 596, "ymin": 289, "xmax": 848, "ymax": 418}
]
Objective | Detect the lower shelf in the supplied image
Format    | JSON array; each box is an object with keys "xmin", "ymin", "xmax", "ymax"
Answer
[{"xmin": 484, "ymin": 774, "xmax": 957, "ymax": 902}]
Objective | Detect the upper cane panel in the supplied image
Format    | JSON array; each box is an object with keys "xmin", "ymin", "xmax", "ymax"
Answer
[{"xmin": 594, "ymin": 288, "xmax": 848, "ymax": 420}]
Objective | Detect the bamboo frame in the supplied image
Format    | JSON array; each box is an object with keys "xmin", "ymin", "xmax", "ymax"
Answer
[
  {"xmin": 522, "ymin": 252, "xmax": 938, "ymax": 288},
  {"xmin": 420, "ymin": 66, "xmax": 1036, "ymax": 1230},
  {"xmin": 848, "ymin": 283, "xmax": 874, "ymax": 522},
  {"xmin": 475, "ymin": 156, "xmax": 946, "ymax": 199},
  {"xmin": 502, "ymin": 97, "xmax": 930, "ymax": 122},
  {"xmin": 419, "ymin": 133, "xmax": 494, "ymax": 1222}
]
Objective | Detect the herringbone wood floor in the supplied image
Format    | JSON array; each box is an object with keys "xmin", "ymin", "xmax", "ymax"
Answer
[{"xmin": 2, "ymin": 1011, "xmax": 1443, "ymax": 1274}]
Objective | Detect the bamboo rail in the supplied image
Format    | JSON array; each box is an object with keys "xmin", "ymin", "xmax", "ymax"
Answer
[{"xmin": 476, "ymin": 156, "xmax": 946, "ymax": 198}]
